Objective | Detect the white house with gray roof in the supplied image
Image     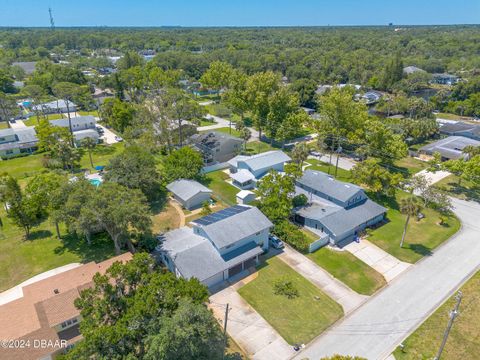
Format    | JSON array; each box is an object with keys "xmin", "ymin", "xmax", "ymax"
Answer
[
  {"xmin": 419, "ymin": 136, "xmax": 480, "ymax": 161},
  {"xmin": 31, "ymin": 99, "xmax": 77, "ymax": 114},
  {"xmin": 228, "ymin": 150, "xmax": 291, "ymax": 189},
  {"xmin": 157, "ymin": 205, "xmax": 273, "ymax": 288},
  {"xmin": 166, "ymin": 179, "xmax": 212, "ymax": 210},
  {"xmin": 0, "ymin": 127, "xmax": 38, "ymax": 159},
  {"xmin": 294, "ymin": 170, "xmax": 386, "ymax": 246}
]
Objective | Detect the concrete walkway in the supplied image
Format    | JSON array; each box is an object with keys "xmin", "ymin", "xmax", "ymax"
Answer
[
  {"xmin": 209, "ymin": 277, "xmax": 295, "ymax": 360},
  {"xmin": 9, "ymin": 119, "xmax": 27, "ymax": 129},
  {"xmin": 343, "ymin": 239, "xmax": 411, "ymax": 282},
  {"xmin": 278, "ymin": 246, "xmax": 368, "ymax": 314},
  {"xmin": 415, "ymin": 169, "xmax": 451, "ymax": 185},
  {"xmin": 0, "ymin": 263, "xmax": 82, "ymax": 306},
  {"xmin": 294, "ymin": 197, "xmax": 479, "ymax": 360}
]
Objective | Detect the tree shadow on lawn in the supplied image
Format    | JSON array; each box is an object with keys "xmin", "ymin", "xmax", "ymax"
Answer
[
  {"xmin": 54, "ymin": 231, "xmax": 115, "ymax": 263},
  {"xmin": 407, "ymin": 243, "xmax": 433, "ymax": 257},
  {"xmin": 149, "ymin": 190, "xmax": 169, "ymax": 215},
  {"xmin": 444, "ymin": 183, "xmax": 480, "ymax": 202},
  {"xmin": 26, "ymin": 229, "xmax": 53, "ymax": 241},
  {"xmin": 367, "ymin": 192, "xmax": 400, "ymax": 211}
]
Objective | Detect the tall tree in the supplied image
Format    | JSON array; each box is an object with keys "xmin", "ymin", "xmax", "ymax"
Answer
[
  {"xmin": 291, "ymin": 142, "xmax": 309, "ymax": 167},
  {"xmin": 81, "ymin": 137, "xmax": 97, "ymax": 168},
  {"xmin": 399, "ymin": 196, "xmax": 422, "ymax": 248},
  {"xmin": 163, "ymin": 147, "xmax": 204, "ymax": 183}
]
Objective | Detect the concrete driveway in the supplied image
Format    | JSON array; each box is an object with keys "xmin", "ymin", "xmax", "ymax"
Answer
[
  {"xmin": 97, "ymin": 124, "xmax": 120, "ymax": 144},
  {"xmin": 307, "ymin": 154, "xmax": 356, "ymax": 171},
  {"xmin": 294, "ymin": 198, "xmax": 480, "ymax": 360},
  {"xmin": 415, "ymin": 169, "xmax": 451, "ymax": 185},
  {"xmin": 209, "ymin": 277, "xmax": 295, "ymax": 360},
  {"xmin": 278, "ymin": 246, "xmax": 368, "ymax": 314},
  {"xmin": 9, "ymin": 119, "xmax": 27, "ymax": 129},
  {"xmin": 343, "ymin": 240, "xmax": 412, "ymax": 282}
]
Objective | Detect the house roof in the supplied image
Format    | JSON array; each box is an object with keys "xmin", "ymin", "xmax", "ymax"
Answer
[
  {"xmin": 0, "ymin": 127, "xmax": 38, "ymax": 151},
  {"xmin": 228, "ymin": 155, "xmax": 249, "ymax": 168},
  {"xmin": 158, "ymin": 227, "xmax": 263, "ymax": 281},
  {"xmin": 192, "ymin": 205, "xmax": 273, "ymax": 249},
  {"xmin": 230, "ymin": 169, "xmax": 255, "ymax": 184},
  {"xmin": 166, "ymin": 179, "xmax": 212, "ymax": 202},
  {"xmin": 241, "ymin": 150, "xmax": 291, "ymax": 172},
  {"xmin": 12, "ymin": 61, "xmax": 37, "ymax": 74},
  {"xmin": 403, "ymin": 66, "xmax": 425, "ymax": 74},
  {"xmin": 419, "ymin": 136, "xmax": 480, "ymax": 159},
  {"xmin": 440, "ymin": 122, "xmax": 480, "ymax": 137},
  {"xmin": 73, "ymin": 129, "xmax": 99, "ymax": 141},
  {"xmin": 298, "ymin": 199, "xmax": 386, "ymax": 236},
  {"xmin": 297, "ymin": 170, "xmax": 364, "ymax": 203},
  {"xmin": 50, "ymin": 115, "xmax": 96, "ymax": 129},
  {"xmin": 191, "ymin": 131, "xmax": 242, "ymax": 150},
  {"xmin": 0, "ymin": 253, "xmax": 132, "ymax": 343},
  {"xmin": 32, "ymin": 99, "xmax": 76, "ymax": 111},
  {"xmin": 236, "ymin": 190, "xmax": 255, "ymax": 199}
]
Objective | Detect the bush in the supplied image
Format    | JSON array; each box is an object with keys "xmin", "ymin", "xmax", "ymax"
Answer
[
  {"xmin": 272, "ymin": 220, "xmax": 310, "ymax": 253},
  {"xmin": 273, "ymin": 279, "xmax": 299, "ymax": 299},
  {"xmin": 292, "ymin": 194, "xmax": 308, "ymax": 207}
]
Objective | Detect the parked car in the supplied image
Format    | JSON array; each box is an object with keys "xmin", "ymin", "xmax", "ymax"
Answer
[
  {"xmin": 269, "ymin": 234, "xmax": 285, "ymax": 249},
  {"xmin": 309, "ymin": 150, "xmax": 321, "ymax": 157},
  {"xmin": 96, "ymin": 126, "xmax": 104, "ymax": 134},
  {"xmin": 114, "ymin": 135, "xmax": 123, "ymax": 142}
]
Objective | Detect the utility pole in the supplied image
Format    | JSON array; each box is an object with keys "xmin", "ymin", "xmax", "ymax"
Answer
[
  {"xmin": 335, "ymin": 145, "xmax": 342, "ymax": 178},
  {"xmin": 434, "ymin": 291, "xmax": 462, "ymax": 360},
  {"xmin": 222, "ymin": 303, "xmax": 230, "ymax": 360}
]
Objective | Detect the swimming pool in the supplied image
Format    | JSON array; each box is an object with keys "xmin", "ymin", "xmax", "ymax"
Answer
[{"xmin": 89, "ymin": 179, "xmax": 102, "ymax": 187}]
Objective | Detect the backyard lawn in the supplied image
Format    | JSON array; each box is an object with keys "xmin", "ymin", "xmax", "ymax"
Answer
[
  {"xmin": 202, "ymin": 170, "xmax": 239, "ymax": 206},
  {"xmin": 238, "ymin": 256, "xmax": 343, "ymax": 345},
  {"xmin": 244, "ymin": 141, "xmax": 276, "ymax": 155},
  {"xmin": 305, "ymin": 158, "xmax": 353, "ymax": 182},
  {"xmin": 151, "ymin": 201, "xmax": 181, "ymax": 234},
  {"xmin": 307, "ymin": 247, "xmax": 386, "ymax": 295},
  {"xmin": 367, "ymin": 190, "xmax": 461, "ymax": 263},
  {"xmin": 205, "ymin": 126, "xmax": 242, "ymax": 138},
  {"xmin": 435, "ymin": 174, "xmax": 479, "ymax": 202},
  {"xmin": 394, "ymin": 270, "xmax": 480, "ymax": 360},
  {"xmin": 0, "ymin": 208, "xmax": 115, "ymax": 292},
  {"xmin": 392, "ymin": 156, "xmax": 429, "ymax": 176}
]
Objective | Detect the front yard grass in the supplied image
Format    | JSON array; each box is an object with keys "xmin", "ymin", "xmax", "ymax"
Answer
[
  {"xmin": 238, "ymin": 256, "xmax": 343, "ymax": 345},
  {"xmin": 391, "ymin": 156, "xmax": 429, "ymax": 176},
  {"xmin": 394, "ymin": 270, "xmax": 480, "ymax": 360},
  {"xmin": 244, "ymin": 141, "xmax": 276, "ymax": 155},
  {"xmin": 0, "ymin": 209, "xmax": 115, "ymax": 292},
  {"xmin": 206, "ymin": 126, "xmax": 242, "ymax": 138},
  {"xmin": 367, "ymin": 190, "xmax": 461, "ymax": 263},
  {"xmin": 435, "ymin": 174, "xmax": 479, "ymax": 202},
  {"xmin": 304, "ymin": 158, "xmax": 353, "ymax": 182},
  {"xmin": 202, "ymin": 170, "xmax": 239, "ymax": 206},
  {"xmin": 307, "ymin": 248, "xmax": 386, "ymax": 295}
]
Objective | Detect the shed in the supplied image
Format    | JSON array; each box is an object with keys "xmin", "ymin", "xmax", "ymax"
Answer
[
  {"xmin": 166, "ymin": 179, "xmax": 212, "ymax": 210},
  {"xmin": 236, "ymin": 190, "xmax": 256, "ymax": 205}
]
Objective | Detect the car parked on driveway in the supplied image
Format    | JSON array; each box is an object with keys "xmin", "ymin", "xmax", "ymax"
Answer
[{"xmin": 269, "ymin": 234, "xmax": 285, "ymax": 249}]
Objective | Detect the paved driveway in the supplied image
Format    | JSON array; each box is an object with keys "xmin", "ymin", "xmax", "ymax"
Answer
[
  {"xmin": 307, "ymin": 154, "xmax": 356, "ymax": 171},
  {"xmin": 343, "ymin": 240, "xmax": 412, "ymax": 282},
  {"xmin": 294, "ymin": 198, "xmax": 480, "ymax": 360},
  {"xmin": 278, "ymin": 246, "xmax": 368, "ymax": 314},
  {"xmin": 97, "ymin": 124, "xmax": 120, "ymax": 144},
  {"xmin": 9, "ymin": 119, "xmax": 27, "ymax": 129},
  {"xmin": 209, "ymin": 279, "xmax": 295, "ymax": 360},
  {"xmin": 415, "ymin": 169, "xmax": 451, "ymax": 185}
]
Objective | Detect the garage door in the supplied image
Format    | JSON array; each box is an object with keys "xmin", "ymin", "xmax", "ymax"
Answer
[{"xmin": 228, "ymin": 263, "xmax": 243, "ymax": 278}]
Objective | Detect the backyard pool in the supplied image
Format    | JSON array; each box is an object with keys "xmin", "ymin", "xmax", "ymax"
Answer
[{"xmin": 89, "ymin": 178, "xmax": 103, "ymax": 187}]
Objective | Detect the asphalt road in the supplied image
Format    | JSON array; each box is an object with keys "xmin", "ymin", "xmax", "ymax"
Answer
[{"xmin": 294, "ymin": 197, "xmax": 480, "ymax": 360}]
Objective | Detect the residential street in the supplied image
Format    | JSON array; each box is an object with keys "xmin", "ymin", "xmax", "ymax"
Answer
[{"xmin": 294, "ymin": 198, "xmax": 480, "ymax": 360}]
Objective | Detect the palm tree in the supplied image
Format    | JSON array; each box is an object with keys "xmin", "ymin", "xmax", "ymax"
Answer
[
  {"xmin": 399, "ymin": 196, "xmax": 422, "ymax": 248},
  {"xmin": 81, "ymin": 137, "xmax": 97, "ymax": 168}
]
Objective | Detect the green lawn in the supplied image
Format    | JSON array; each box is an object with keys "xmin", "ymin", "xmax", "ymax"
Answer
[
  {"xmin": 78, "ymin": 110, "xmax": 99, "ymax": 117},
  {"xmin": 367, "ymin": 190, "xmax": 461, "ymax": 263},
  {"xmin": 435, "ymin": 112, "xmax": 463, "ymax": 120},
  {"xmin": 0, "ymin": 208, "xmax": 116, "ymax": 292},
  {"xmin": 394, "ymin": 271, "xmax": 480, "ymax": 360},
  {"xmin": 307, "ymin": 248, "xmax": 386, "ymax": 295},
  {"xmin": 0, "ymin": 121, "xmax": 9, "ymax": 129},
  {"xmin": 238, "ymin": 256, "xmax": 343, "ymax": 345},
  {"xmin": 243, "ymin": 141, "xmax": 277, "ymax": 155},
  {"xmin": 435, "ymin": 174, "xmax": 479, "ymax": 202},
  {"xmin": 199, "ymin": 118, "xmax": 217, "ymax": 127},
  {"xmin": 391, "ymin": 156, "xmax": 429, "ymax": 176},
  {"xmin": 305, "ymin": 159, "xmax": 353, "ymax": 182},
  {"xmin": 206, "ymin": 126, "xmax": 242, "ymax": 138},
  {"xmin": 202, "ymin": 170, "xmax": 239, "ymax": 206}
]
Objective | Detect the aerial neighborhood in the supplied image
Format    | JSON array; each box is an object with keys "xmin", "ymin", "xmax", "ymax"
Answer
[{"xmin": 0, "ymin": 8, "xmax": 479, "ymax": 360}]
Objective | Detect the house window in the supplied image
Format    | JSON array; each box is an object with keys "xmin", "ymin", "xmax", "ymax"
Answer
[
  {"xmin": 60, "ymin": 318, "xmax": 75, "ymax": 329},
  {"xmin": 6, "ymin": 150, "xmax": 14, "ymax": 155}
]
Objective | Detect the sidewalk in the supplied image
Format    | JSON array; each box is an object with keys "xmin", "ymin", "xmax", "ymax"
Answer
[
  {"xmin": 343, "ymin": 239, "xmax": 411, "ymax": 282},
  {"xmin": 278, "ymin": 246, "xmax": 368, "ymax": 314}
]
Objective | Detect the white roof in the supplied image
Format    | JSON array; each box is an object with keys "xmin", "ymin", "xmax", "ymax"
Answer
[
  {"xmin": 236, "ymin": 190, "xmax": 255, "ymax": 199},
  {"xmin": 239, "ymin": 150, "xmax": 291, "ymax": 172},
  {"xmin": 230, "ymin": 169, "xmax": 255, "ymax": 184},
  {"xmin": 166, "ymin": 179, "xmax": 212, "ymax": 202}
]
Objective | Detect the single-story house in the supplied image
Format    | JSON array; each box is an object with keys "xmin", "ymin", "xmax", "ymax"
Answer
[
  {"xmin": 236, "ymin": 190, "xmax": 256, "ymax": 204},
  {"xmin": 157, "ymin": 205, "xmax": 273, "ymax": 288},
  {"xmin": 50, "ymin": 115, "xmax": 96, "ymax": 132},
  {"xmin": 439, "ymin": 122, "xmax": 480, "ymax": 141},
  {"xmin": 0, "ymin": 127, "xmax": 38, "ymax": 159},
  {"xmin": 228, "ymin": 150, "xmax": 291, "ymax": 189},
  {"xmin": 31, "ymin": 99, "xmax": 77, "ymax": 114},
  {"xmin": 432, "ymin": 73, "xmax": 460, "ymax": 86},
  {"xmin": 166, "ymin": 179, "xmax": 213, "ymax": 210},
  {"xmin": 73, "ymin": 129, "xmax": 100, "ymax": 145},
  {"xmin": 190, "ymin": 131, "xmax": 243, "ymax": 165},
  {"xmin": 12, "ymin": 61, "xmax": 37, "ymax": 75},
  {"xmin": 293, "ymin": 170, "xmax": 386, "ymax": 246},
  {"xmin": 419, "ymin": 136, "xmax": 480, "ymax": 160}
]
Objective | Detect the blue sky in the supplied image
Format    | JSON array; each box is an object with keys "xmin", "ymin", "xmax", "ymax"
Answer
[{"xmin": 1, "ymin": 0, "xmax": 478, "ymax": 27}]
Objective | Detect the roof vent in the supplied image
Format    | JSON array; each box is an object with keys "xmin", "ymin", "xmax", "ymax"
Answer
[{"xmin": 53, "ymin": 288, "xmax": 59, "ymax": 294}]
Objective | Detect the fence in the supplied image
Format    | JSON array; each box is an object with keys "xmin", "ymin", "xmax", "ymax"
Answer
[
  {"xmin": 308, "ymin": 234, "xmax": 330, "ymax": 253},
  {"xmin": 201, "ymin": 162, "xmax": 229, "ymax": 174}
]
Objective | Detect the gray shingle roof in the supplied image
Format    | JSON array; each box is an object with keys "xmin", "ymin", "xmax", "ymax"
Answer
[
  {"xmin": 166, "ymin": 179, "xmax": 212, "ymax": 202},
  {"xmin": 440, "ymin": 122, "xmax": 480, "ymax": 138},
  {"xmin": 0, "ymin": 127, "xmax": 38, "ymax": 151},
  {"xmin": 241, "ymin": 150, "xmax": 291, "ymax": 172},
  {"xmin": 192, "ymin": 206, "xmax": 273, "ymax": 249},
  {"xmin": 12, "ymin": 61, "xmax": 37, "ymax": 74},
  {"xmin": 32, "ymin": 99, "xmax": 76, "ymax": 111},
  {"xmin": 297, "ymin": 170, "xmax": 364, "ymax": 203},
  {"xmin": 298, "ymin": 199, "xmax": 386, "ymax": 236},
  {"xmin": 420, "ymin": 136, "xmax": 480, "ymax": 160}
]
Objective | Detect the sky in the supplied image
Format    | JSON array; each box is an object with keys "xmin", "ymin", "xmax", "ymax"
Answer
[{"xmin": 0, "ymin": 0, "xmax": 478, "ymax": 27}]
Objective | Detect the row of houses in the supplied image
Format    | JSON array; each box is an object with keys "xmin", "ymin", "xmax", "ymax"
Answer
[{"xmin": 0, "ymin": 116, "xmax": 99, "ymax": 158}]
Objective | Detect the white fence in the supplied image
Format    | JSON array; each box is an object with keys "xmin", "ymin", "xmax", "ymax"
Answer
[
  {"xmin": 201, "ymin": 162, "xmax": 229, "ymax": 174},
  {"xmin": 308, "ymin": 235, "xmax": 330, "ymax": 253}
]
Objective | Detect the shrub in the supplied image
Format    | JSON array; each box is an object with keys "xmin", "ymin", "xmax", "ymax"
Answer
[
  {"xmin": 273, "ymin": 279, "xmax": 299, "ymax": 299},
  {"xmin": 292, "ymin": 194, "xmax": 308, "ymax": 207},
  {"xmin": 272, "ymin": 220, "xmax": 310, "ymax": 253}
]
